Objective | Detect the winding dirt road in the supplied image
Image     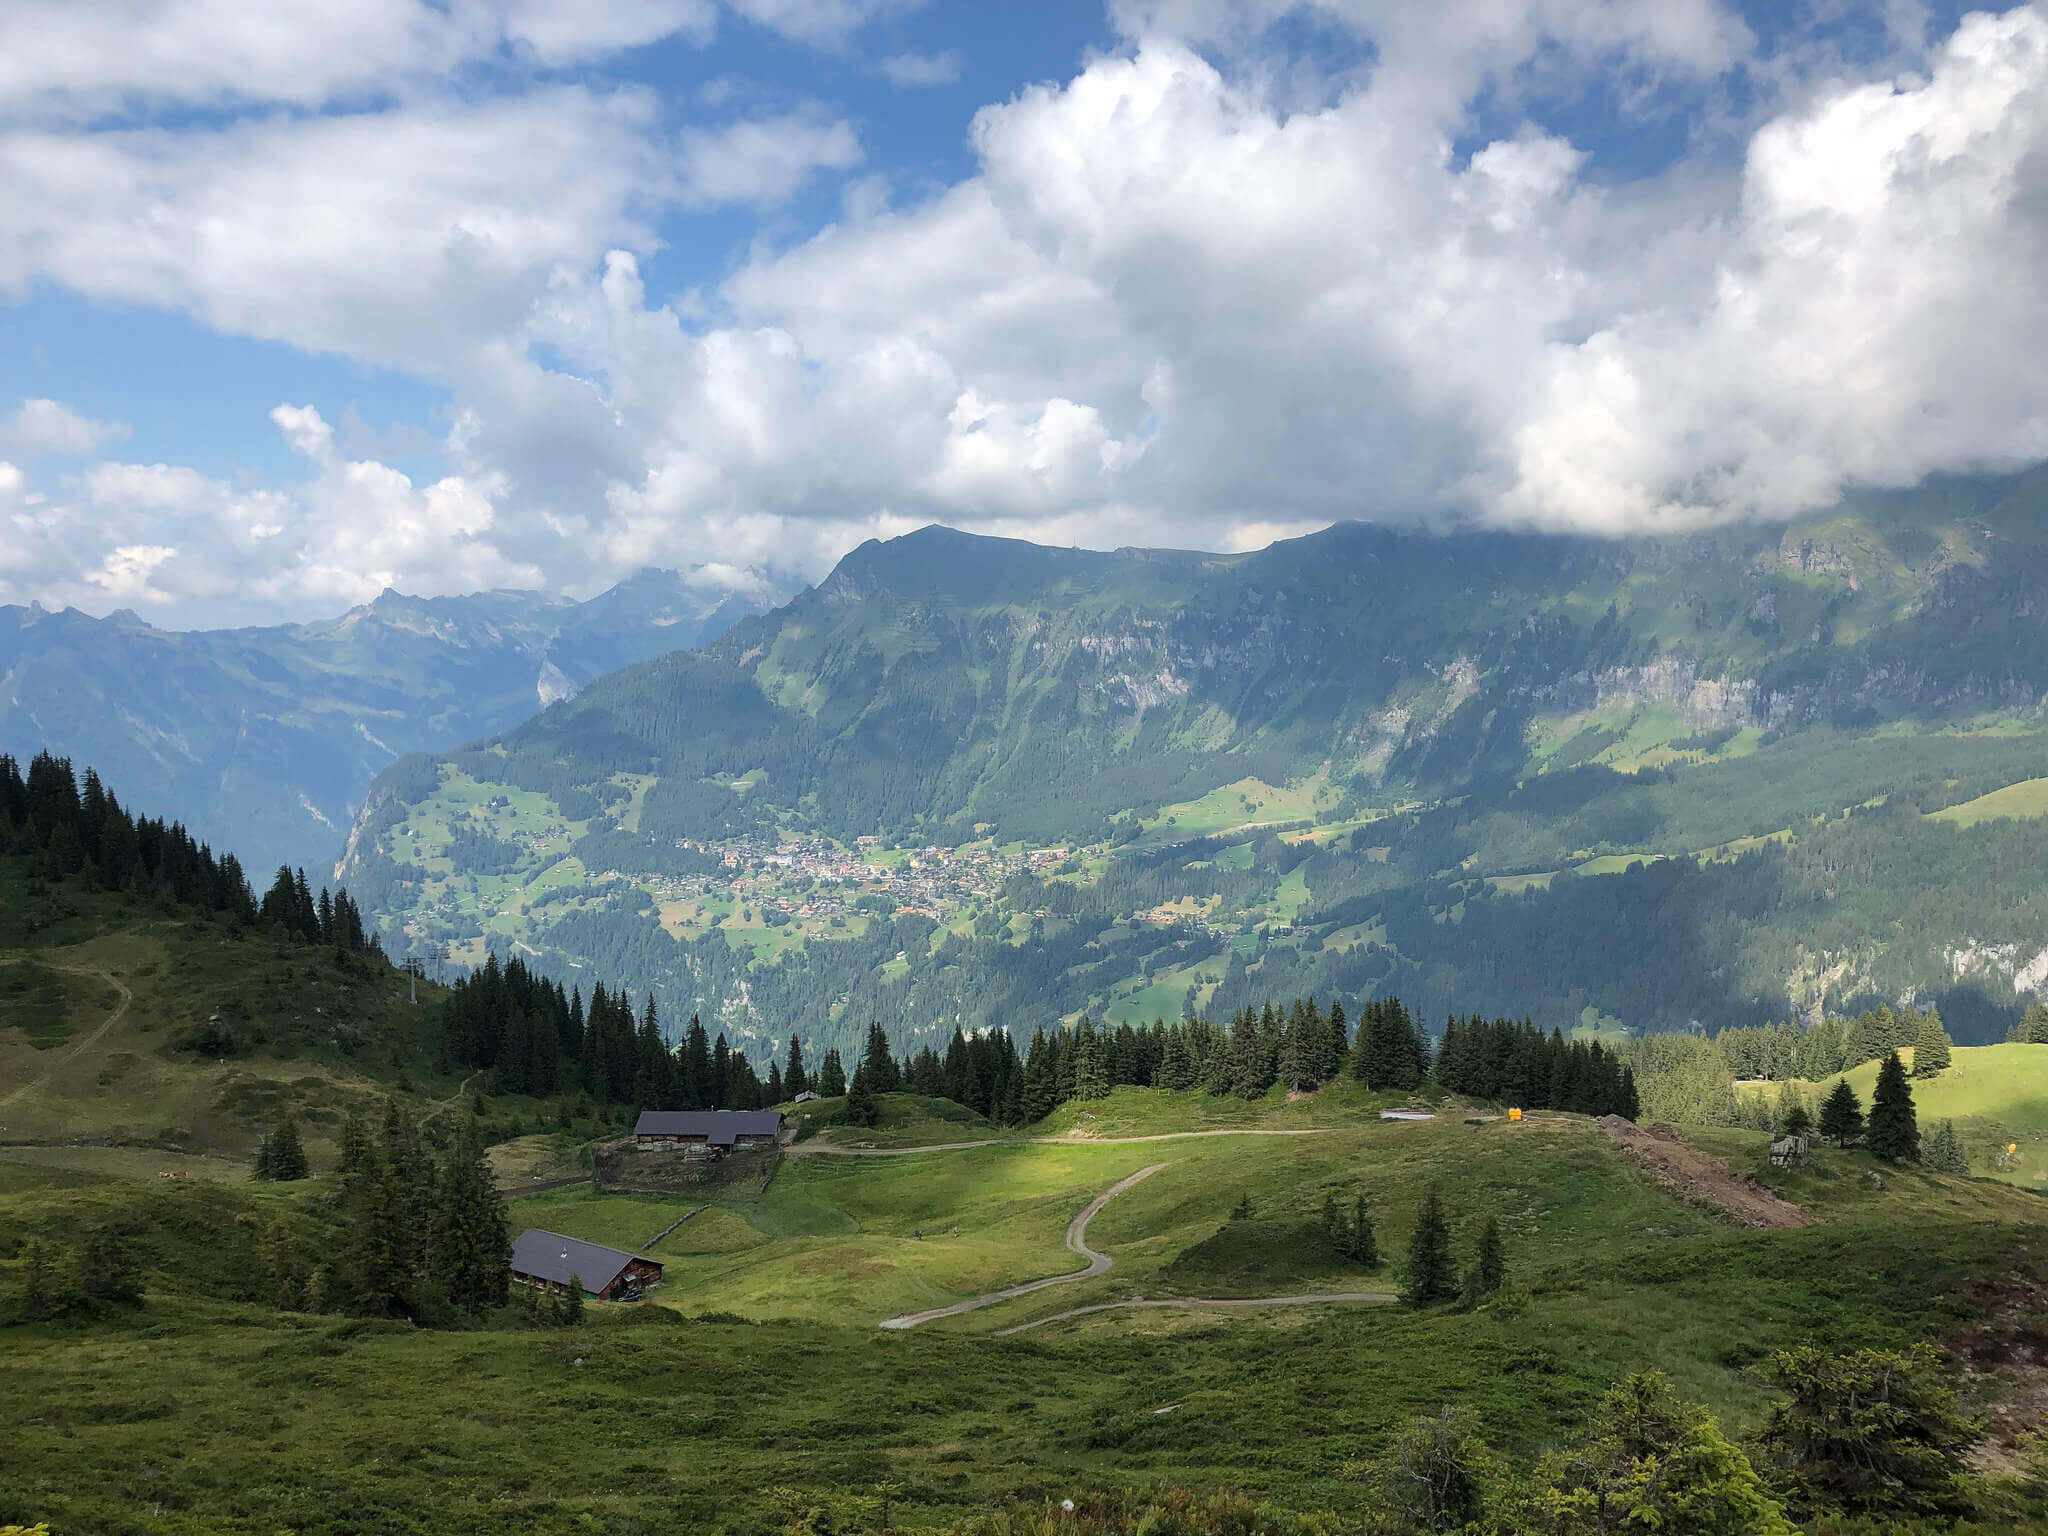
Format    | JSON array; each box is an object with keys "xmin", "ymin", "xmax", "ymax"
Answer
[
  {"xmin": 800, "ymin": 1127, "xmax": 1336, "ymax": 1158},
  {"xmin": 878, "ymin": 1162, "xmax": 1168, "ymax": 1328},
  {"xmin": 876, "ymin": 1157, "xmax": 1399, "ymax": 1334},
  {"xmin": 0, "ymin": 961, "xmax": 132, "ymax": 1113}
]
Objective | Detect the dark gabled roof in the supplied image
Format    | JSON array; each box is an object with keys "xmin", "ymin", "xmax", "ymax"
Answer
[
  {"xmin": 509, "ymin": 1228, "xmax": 654, "ymax": 1292},
  {"xmin": 633, "ymin": 1109, "xmax": 783, "ymax": 1146}
]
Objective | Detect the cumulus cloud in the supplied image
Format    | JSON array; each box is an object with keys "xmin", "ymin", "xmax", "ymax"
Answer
[
  {"xmin": 6, "ymin": 0, "xmax": 2048, "ymax": 626},
  {"xmin": 678, "ymin": 110, "xmax": 863, "ymax": 207},
  {"xmin": 1, "ymin": 398, "xmax": 127, "ymax": 459}
]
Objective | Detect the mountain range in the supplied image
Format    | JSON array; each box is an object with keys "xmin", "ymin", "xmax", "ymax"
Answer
[
  {"xmin": 0, "ymin": 568, "xmax": 782, "ymax": 878},
  {"xmin": 334, "ymin": 468, "xmax": 2048, "ymax": 1058}
]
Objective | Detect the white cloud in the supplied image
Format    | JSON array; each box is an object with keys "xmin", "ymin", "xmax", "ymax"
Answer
[
  {"xmin": 0, "ymin": 398, "xmax": 127, "ymax": 458},
  {"xmin": 724, "ymin": 0, "xmax": 925, "ymax": 49},
  {"xmin": 678, "ymin": 111, "xmax": 863, "ymax": 208},
  {"xmin": 86, "ymin": 544, "xmax": 178, "ymax": 602},
  {"xmin": 0, "ymin": 0, "xmax": 721, "ymax": 123},
  {"xmin": 880, "ymin": 50, "xmax": 963, "ymax": 87},
  {"xmin": 7, "ymin": 1, "xmax": 2048, "ymax": 626}
]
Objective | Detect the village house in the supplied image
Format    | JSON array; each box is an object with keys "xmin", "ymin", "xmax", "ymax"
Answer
[
  {"xmin": 632, "ymin": 1108, "xmax": 784, "ymax": 1153},
  {"xmin": 509, "ymin": 1228, "xmax": 663, "ymax": 1301}
]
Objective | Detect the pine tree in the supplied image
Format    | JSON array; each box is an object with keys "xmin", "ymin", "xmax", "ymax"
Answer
[
  {"xmin": 342, "ymin": 1154, "xmax": 411, "ymax": 1316},
  {"xmin": 257, "ymin": 1117, "xmax": 309, "ymax": 1181},
  {"xmin": 1401, "ymin": 1185, "xmax": 1456, "ymax": 1306},
  {"xmin": 2010, "ymin": 1001, "xmax": 2048, "ymax": 1044},
  {"xmin": 1923, "ymin": 1119, "xmax": 1969, "ymax": 1175},
  {"xmin": 1347, "ymin": 1194, "xmax": 1378, "ymax": 1267},
  {"xmin": 1911, "ymin": 1011, "xmax": 1952, "ymax": 1078},
  {"xmin": 845, "ymin": 1064, "xmax": 879, "ymax": 1128},
  {"xmin": 337, "ymin": 1107, "xmax": 371, "ymax": 1175},
  {"xmin": 1866, "ymin": 1052, "xmax": 1919, "ymax": 1163},
  {"xmin": 1818, "ymin": 1080, "xmax": 1864, "ymax": 1148},
  {"xmin": 429, "ymin": 1126, "xmax": 511, "ymax": 1316},
  {"xmin": 1462, "ymin": 1217, "xmax": 1506, "ymax": 1305}
]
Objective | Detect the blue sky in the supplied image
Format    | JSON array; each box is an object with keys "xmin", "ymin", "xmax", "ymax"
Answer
[{"xmin": 1, "ymin": 0, "xmax": 2042, "ymax": 626}]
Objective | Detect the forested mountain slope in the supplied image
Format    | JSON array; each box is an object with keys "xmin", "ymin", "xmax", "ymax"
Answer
[
  {"xmin": 1, "ymin": 568, "xmax": 778, "ymax": 876},
  {"xmin": 341, "ymin": 469, "xmax": 2048, "ymax": 1058}
]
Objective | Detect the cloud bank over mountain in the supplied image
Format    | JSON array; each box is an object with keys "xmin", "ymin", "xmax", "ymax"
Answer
[{"xmin": 2, "ymin": 0, "xmax": 2045, "ymax": 623}]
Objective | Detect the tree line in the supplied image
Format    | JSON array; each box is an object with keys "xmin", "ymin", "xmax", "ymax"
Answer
[{"xmin": 1, "ymin": 752, "xmax": 379, "ymax": 955}]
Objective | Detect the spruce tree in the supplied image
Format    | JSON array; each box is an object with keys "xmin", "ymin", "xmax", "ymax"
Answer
[
  {"xmin": 1320, "ymin": 1192, "xmax": 1340, "ymax": 1241},
  {"xmin": 1818, "ymin": 1080, "xmax": 1864, "ymax": 1148},
  {"xmin": 1462, "ymin": 1217, "xmax": 1506, "ymax": 1305},
  {"xmin": 1401, "ymin": 1185, "xmax": 1456, "ymax": 1306},
  {"xmin": 342, "ymin": 1154, "xmax": 411, "ymax": 1316},
  {"xmin": 2010, "ymin": 1001, "xmax": 2048, "ymax": 1044},
  {"xmin": 562, "ymin": 1276, "xmax": 585, "ymax": 1324},
  {"xmin": 1866, "ymin": 1052, "xmax": 1919, "ymax": 1163},
  {"xmin": 1923, "ymin": 1119, "xmax": 1969, "ymax": 1175},
  {"xmin": 429, "ymin": 1126, "xmax": 511, "ymax": 1316},
  {"xmin": 818, "ymin": 1047, "xmax": 847, "ymax": 1098},
  {"xmin": 337, "ymin": 1107, "xmax": 371, "ymax": 1175},
  {"xmin": 258, "ymin": 1117, "xmax": 309, "ymax": 1181},
  {"xmin": 1911, "ymin": 1012, "xmax": 1951, "ymax": 1078},
  {"xmin": 844, "ymin": 1063, "xmax": 879, "ymax": 1128},
  {"xmin": 1348, "ymin": 1194, "xmax": 1378, "ymax": 1267},
  {"xmin": 785, "ymin": 1036, "xmax": 808, "ymax": 1097}
]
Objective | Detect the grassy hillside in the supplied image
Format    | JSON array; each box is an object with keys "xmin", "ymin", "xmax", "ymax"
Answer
[
  {"xmin": 5, "ymin": 1081, "xmax": 2046, "ymax": 1533},
  {"xmin": 1737, "ymin": 1043, "xmax": 2048, "ymax": 1187},
  {"xmin": 341, "ymin": 475, "xmax": 2048, "ymax": 1058},
  {"xmin": 0, "ymin": 849, "xmax": 460, "ymax": 1164}
]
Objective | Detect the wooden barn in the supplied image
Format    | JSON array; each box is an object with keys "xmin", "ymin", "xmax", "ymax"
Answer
[
  {"xmin": 632, "ymin": 1109, "xmax": 783, "ymax": 1154},
  {"xmin": 509, "ymin": 1228, "xmax": 663, "ymax": 1301}
]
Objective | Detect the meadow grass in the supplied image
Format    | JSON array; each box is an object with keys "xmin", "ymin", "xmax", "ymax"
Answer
[
  {"xmin": 5, "ymin": 1126, "xmax": 2043, "ymax": 1536},
  {"xmin": 1736, "ymin": 1043, "xmax": 2048, "ymax": 1185},
  {"xmin": 1928, "ymin": 774, "xmax": 2048, "ymax": 826}
]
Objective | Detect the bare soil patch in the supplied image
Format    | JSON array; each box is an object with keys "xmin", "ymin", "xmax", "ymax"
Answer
[{"xmin": 1595, "ymin": 1115, "xmax": 1812, "ymax": 1229}]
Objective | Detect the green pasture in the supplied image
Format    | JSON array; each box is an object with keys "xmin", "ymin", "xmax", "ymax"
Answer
[
  {"xmin": 1928, "ymin": 774, "xmax": 2048, "ymax": 827},
  {"xmin": 5, "ymin": 1083, "xmax": 2048, "ymax": 1534},
  {"xmin": 1736, "ymin": 1043, "xmax": 2048, "ymax": 1186}
]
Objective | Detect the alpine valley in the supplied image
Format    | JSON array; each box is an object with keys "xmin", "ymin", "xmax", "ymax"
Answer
[
  {"xmin": 1, "ymin": 568, "xmax": 783, "ymax": 879},
  {"xmin": 337, "ymin": 468, "xmax": 2048, "ymax": 1062}
]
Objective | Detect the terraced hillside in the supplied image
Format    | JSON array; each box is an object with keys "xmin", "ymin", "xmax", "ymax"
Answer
[{"xmin": 342, "ymin": 470, "xmax": 2048, "ymax": 1055}]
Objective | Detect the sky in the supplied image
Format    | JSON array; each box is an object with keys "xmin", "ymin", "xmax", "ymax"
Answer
[{"xmin": 2, "ymin": 0, "xmax": 2045, "ymax": 627}]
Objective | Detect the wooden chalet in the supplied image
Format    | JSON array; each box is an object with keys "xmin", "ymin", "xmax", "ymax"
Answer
[
  {"xmin": 632, "ymin": 1109, "xmax": 783, "ymax": 1154},
  {"xmin": 509, "ymin": 1228, "xmax": 663, "ymax": 1301}
]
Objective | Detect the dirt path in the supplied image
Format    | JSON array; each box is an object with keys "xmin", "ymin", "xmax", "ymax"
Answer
[
  {"xmin": 798, "ymin": 1128, "xmax": 1337, "ymax": 1158},
  {"xmin": 0, "ymin": 962, "xmax": 132, "ymax": 1113},
  {"xmin": 1596, "ymin": 1116, "xmax": 1812, "ymax": 1229},
  {"xmin": 993, "ymin": 1291, "xmax": 1396, "ymax": 1336},
  {"xmin": 877, "ymin": 1162, "xmax": 1168, "ymax": 1329}
]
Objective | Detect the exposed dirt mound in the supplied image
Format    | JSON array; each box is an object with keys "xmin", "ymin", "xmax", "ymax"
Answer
[
  {"xmin": 1596, "ymin": 1116, "xmax": 1812, "ymax": 1229},
  {"xmin": 1953, "ymin": 1278, "xmax": 2048, "ymax": 1479}
]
